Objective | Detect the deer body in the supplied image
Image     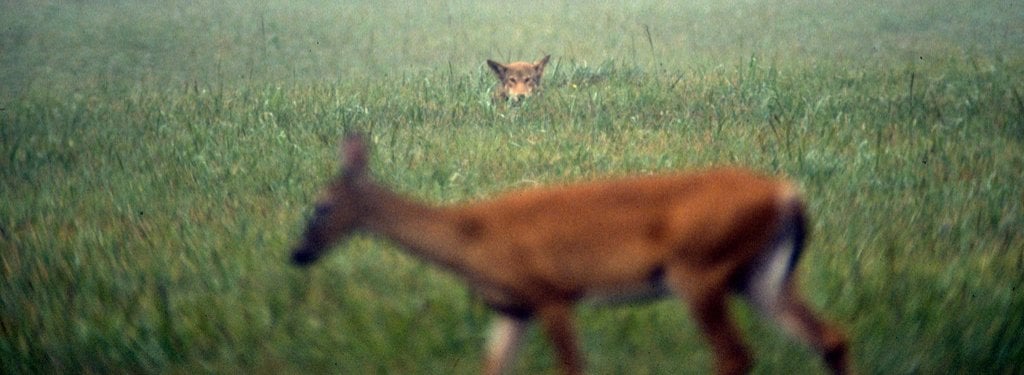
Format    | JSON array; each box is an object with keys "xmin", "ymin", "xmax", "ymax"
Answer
[{"xmin": 291, "ymin": 136, "xmax": 849, "ymax": 375}]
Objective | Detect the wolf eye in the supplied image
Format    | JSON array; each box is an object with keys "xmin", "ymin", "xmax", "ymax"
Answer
[
  {"xmin": 524, "ymin": 77, "xmax": 532, "ymax": 83},
  {"xmin": 509, "ymin": 77, "xmax": 517, "ymax": 84}
]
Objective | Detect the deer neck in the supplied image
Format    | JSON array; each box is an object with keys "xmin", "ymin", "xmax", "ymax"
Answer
[{"xmin": 360, "ymin": 182, "xmax": 469, "ymax": 272}]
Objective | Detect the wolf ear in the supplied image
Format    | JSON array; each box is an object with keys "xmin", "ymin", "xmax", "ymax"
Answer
[
  {"xmin": 487, "ymin": 59, "xmax": 507, "ymax": 78},
  {"xmin": 340, "ymin": 133, "xmax": 368, "ymax": 179},
  {"xmin": 535, "ymin": 55, "xmax": 551, "ymax": 71}
]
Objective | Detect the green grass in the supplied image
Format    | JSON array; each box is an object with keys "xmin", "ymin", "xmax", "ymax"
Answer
[{"xmin": 2, "ymin": 0, "xmax": 1023, "ymax": 373}]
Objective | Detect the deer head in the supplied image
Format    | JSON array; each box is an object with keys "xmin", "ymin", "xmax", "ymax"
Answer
[{"xmin": 290, "ymin": 135, "xmax": 371, "ymax": 266}]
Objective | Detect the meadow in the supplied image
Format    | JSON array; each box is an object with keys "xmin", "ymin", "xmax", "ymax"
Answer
[{"xmin": 2, "ymin": 0, "xmax": 1023, "ymax": 373}]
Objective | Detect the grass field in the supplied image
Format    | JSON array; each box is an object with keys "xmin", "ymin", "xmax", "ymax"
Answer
[{"xmin": 2, "ymin": 0, "xmax": 1023, "ymax": 373}]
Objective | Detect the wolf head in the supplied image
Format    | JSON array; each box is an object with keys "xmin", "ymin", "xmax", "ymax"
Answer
[{"xmin": 487, "ymin": 55, "xmax": 551, "ymax": 102}]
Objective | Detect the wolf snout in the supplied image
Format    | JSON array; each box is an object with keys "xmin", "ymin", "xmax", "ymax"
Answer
[{"xmin": 508, "ymin": 94, "xmax": 526, "ymax": 102}]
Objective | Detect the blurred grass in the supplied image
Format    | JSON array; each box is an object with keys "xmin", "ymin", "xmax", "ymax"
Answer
[{"xmin": 2, "ymin": 0, "xmax": 1023, "ymax": 374}]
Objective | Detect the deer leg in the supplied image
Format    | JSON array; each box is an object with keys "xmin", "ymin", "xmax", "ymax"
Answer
[
  {"xmin": 537, "ymin": 302, "xmax": 584, "ymax": 375},
  {"xmin": 778, "ymin": 294, "xmax": 849, "ymax": 375},
  {"xmin": 746, "ymin": 284, "xmax": 850, "ymax": 375},
  {"xmin": 667, "ymin": 268, "xmax": 751, "ymax": 375},
  {"xmin": 742, "ymin": 234, "xmax": 849, "ymax": 375},
  {"xmin": 690, "ymin": 295, "xmax": 753, "ymax": 375},
  {"xmin": 483, "ymin": 314, "xmax": 529, "ymax": 375}
]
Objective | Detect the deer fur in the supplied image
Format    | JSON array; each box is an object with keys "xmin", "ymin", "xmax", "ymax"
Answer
[{"xmin": 290, "ymin": 134, "xmax": 850, "ymax": 375}]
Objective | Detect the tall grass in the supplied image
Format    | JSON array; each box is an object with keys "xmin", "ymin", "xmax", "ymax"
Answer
[{"xmin": 2, "ymin": 0, "xmax": 1023, "ymax": 374}]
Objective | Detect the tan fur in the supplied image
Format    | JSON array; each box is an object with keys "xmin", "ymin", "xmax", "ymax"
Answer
[
  {"xmin": 290, "ymin": 135, "xmax": 850, "ymax": 375},
  {"xmin": 487, "ymin": 55, "xmax": 550, "ymax": 102}
]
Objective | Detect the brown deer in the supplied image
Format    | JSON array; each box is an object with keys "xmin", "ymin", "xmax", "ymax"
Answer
[{"xmin": 289, "ymin": 134, "xmax": 850, "ymax": 375}]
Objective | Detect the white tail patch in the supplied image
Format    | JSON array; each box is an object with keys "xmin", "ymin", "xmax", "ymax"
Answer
[
  {"xmin": 745, "ymin": 184, "xmax": 803, "ymax": 314},
  {"xmin": 484, "ymin": 316, "xmax": 528, "ymax": 375},
  {"xmin": 746, "ymin": 234, "xmax": 797, "ymax": 313}
]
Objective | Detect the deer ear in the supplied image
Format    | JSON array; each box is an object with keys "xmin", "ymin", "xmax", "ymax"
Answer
[
  {"xmin": 487, "ymin": 59, "xmax": 506, "ymax": 78},
  {"xmin": 340, "ymin": 133, "xmax": 368, "ymax": 178}
]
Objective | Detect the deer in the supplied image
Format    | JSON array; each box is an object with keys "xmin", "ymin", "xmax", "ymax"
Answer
[{"xmin": 289, "ymin": 134, "xmax": 850, "ymax": 375}]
